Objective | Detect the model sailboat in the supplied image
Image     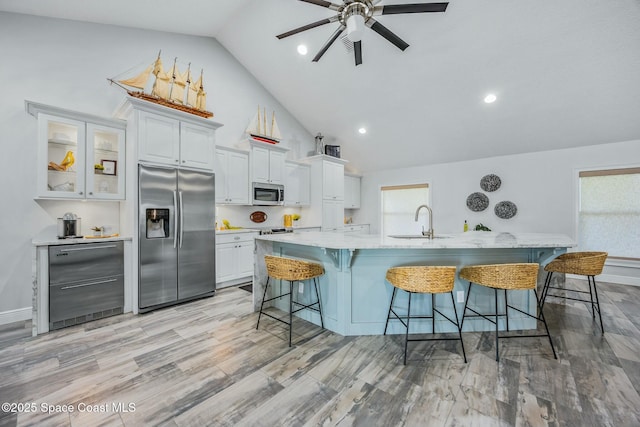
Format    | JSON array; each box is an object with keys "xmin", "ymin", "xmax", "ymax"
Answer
[
  {"xmin": 246, "ymin": 106, "xmax": 282, "ymax": 144},
  {"xmin": 108, "ymin": 51, "xmax": 213, "ymax": 118}
]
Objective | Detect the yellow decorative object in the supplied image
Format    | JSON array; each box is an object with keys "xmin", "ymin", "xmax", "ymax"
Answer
[
  {"xmin": 60, "ymin": 151, "xmax": 75, "ymax": 171},
  {"xmin": 284, "ymin": 214, "xmax": 292, "ymax": 227},
  {"xmin": 292, "ymin": 214, "xmax": 301, "ymax": 221}
]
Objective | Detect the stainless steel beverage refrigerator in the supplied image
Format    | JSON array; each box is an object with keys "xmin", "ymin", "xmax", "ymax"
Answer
[{"xmin": 138, "ymin": 164, "xmax": 216, "ymax": 312}]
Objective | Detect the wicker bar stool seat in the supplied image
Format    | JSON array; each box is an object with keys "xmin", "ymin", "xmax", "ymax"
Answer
[
  {"xmin": 256, "ymin": 255, "xmax": 325, "ymax": 346},
  {"xmin": 459, "ymin": 263, "xmax": 556, "ymax": 362},
  {"xmin": 540, "ymin": 252, "xmax": 608, "ymax": 333},
  {"xmin": 384, "ymin": 266, "xmax": 466, "ymax": 365}
]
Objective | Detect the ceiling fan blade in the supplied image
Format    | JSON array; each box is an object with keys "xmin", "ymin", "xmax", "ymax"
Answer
[
  {"xmin": 373, "ymin": 2, "xmax": 448, "ymax": 15},
  {"xmin": 367, "ymin": 19, "xmax": 409, "ymax": 51},
  {"xmin": 312, "ymin": 25, "xmax": 346, "ymax": 62},
  {"xmin": 276, "ymin": 16, "xmax": 337, "ymax": 39},
  {"xmin": 299, "ymin": 0, "xmax": 342, "ymax": 11},
  {"xmin": 354, "ymin": 41, "xmax": 362, "ymax": 66}
]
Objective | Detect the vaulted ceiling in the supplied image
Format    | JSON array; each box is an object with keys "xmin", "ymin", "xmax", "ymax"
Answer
[{"xmin": 2, "ymin": 0, "xmax": 639, "ymax": 172}]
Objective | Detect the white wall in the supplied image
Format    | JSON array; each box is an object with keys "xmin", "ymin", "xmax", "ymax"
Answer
[
  {"xmin": 0, "ymin": 12, "xmax": 314, "ymax": 320},
  {"xmin": 353, "ymin": 139, "xmax": 640, "ymax": 284}
]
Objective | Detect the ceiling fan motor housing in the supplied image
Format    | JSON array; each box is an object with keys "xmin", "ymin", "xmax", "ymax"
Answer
[{"xmin": 341, "ymin": 1, "xmax": 373, "ymax": 41}]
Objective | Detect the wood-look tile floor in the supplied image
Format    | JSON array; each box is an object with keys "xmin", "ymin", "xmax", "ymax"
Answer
[{"xmin": 1, "ymin": 279, "xmax": 640, "ymax": 427}]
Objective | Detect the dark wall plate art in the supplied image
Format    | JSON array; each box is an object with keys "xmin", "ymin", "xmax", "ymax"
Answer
[
  {"xmin": 495, "ymin": 201, "xmax": 517, "ymax": 219},
  {"xmin": 480, "ymin": 174, "xmax": 501, "ymax": 192},
  {"xmin": 466, "ymin": 192, "xmax": 489, "ymax": 212}
]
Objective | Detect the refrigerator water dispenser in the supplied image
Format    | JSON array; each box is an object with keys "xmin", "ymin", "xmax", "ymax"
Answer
[{"xmin": 146, "ymin": 209, "xmax": 169, "ymax": 238}]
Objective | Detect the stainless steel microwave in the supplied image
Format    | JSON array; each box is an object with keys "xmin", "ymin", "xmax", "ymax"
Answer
[{"xmin": 252, "ymin": 182, "xmax": 284, "ymax": 206}]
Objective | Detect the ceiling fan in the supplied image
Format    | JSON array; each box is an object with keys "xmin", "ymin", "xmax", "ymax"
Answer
[{"xmin": 276, "ymin": 0, "xmax": 449, "ymax": 66}]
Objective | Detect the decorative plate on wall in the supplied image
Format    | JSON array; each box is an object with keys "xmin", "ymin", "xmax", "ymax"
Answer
[
  {"xmin": 466, "ymin": 192, "xmax": 490, "ymax": 212},
  {"xmin": 249, "ymin": 211, "xmax": 267, "ymax": 223},
  {"xmin": 480, "ymin": 174, "xmax": 502, "ymax": 192},
  {"xmin": 494, "ymin": 201, "xmax": 518, "ymax": 219}
]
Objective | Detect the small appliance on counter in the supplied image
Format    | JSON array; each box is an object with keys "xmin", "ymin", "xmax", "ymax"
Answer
[
  {"xmin": 57, "ymin": 212, "xmax": 81, "ymax": 239},
  {"xmin": 325, "ymin": 145, "xmax": 341, "ymax": 158}
]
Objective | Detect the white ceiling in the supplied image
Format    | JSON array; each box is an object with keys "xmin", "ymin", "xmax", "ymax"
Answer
[{"xmin": 2, "ymin": 0, "xmax": 640, "ymax": 172}]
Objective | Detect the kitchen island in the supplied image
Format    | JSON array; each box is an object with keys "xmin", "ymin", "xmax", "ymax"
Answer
[{"xmin": 253, "ymin": 231, "xmax": 575, "ymax": 336}]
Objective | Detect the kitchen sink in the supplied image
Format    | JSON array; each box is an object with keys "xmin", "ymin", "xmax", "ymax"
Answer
[{"xmin": 388, "ymin": 235, "xmax": 452, "ymax": 239}]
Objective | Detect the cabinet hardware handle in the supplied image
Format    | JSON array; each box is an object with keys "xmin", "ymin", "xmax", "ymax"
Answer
[
  {"xmin": 60, "ymin": 244, "xmax": 118, "ymax": 252},
  {"xmin": 60, "ymin": 278, "xmax": 118, "ymax": 290}
]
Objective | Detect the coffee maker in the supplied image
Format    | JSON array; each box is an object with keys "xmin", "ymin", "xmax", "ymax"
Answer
[{"xmin": 57, "ymin": 212, "xmax": 81, "ymax": 239}]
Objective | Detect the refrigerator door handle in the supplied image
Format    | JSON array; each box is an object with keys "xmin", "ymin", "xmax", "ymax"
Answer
[
  {"xmin": 173, "ymin": 190, "xmax": 178, "ymax": 249},
  {"xmin": 179, "ymin": 191, "xmax": 184, "ymax": 248}
]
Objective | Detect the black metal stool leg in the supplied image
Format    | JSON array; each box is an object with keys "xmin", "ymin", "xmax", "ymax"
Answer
[
  {"xmin": 587, "ymin": 275, "xmax": 596, "ymax": 319},
  {"xmin": 540, "ymin": 271, "xmax": 553, "ymax": 310},
  {"xmin": 460, "ymin": 282, "xmax": 474, "ymax": 330},
  {"xmin": 404, "ymin": 292, "xmax": 412, "ymax": 365},
  {"xmin": 450, "ymin": 291, "xmax": 467, "ymax": 363},
  {"xmin": 289, "ymin": 280, "xmax": 293, "ymax": 347},
  {"xmin": 384, "ymin": 287, "xmax": 398, "ymax": 335},
  {"xmin": 505, "ymin": 289, "xmax": 510, "ymax": 331},
  {"xmin": 591, "ymin": 276, "xmax": 605, "ymax": 333},
  {"xmin": 313, "ymin": 277, "xmax": 324, "ymax": 329},
  {"xmin": 432, "ymin": 293, "xmax": 436, "ymax": 334},
  {"xmin": 495, "ymin": 289, "xmax": 500, "ymax": 362},
  {"xmin": 256, "ymin": 277, "xmax": 270, "ymax": 329},
  {"xmin": 534, "ymin": 289, "xmax": 557, "ymax": 359}
]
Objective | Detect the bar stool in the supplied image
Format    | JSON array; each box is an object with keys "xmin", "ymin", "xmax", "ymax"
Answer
[
  {"xmin": 256, "ymin": 255, "xmax": 324, "ymax": 347},
  {"xmin": 540, "ymin": 252, "xmax": 608, "ymax": 333},
  {"xmin": 460, "ymin": 263, "xmax": 556, "ymax": 362},
  {"xmin": 383, "ymin": 266, "xmax": 466, "ymax": 365}
]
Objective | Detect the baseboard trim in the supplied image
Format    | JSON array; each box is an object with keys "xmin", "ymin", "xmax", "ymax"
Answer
[
  {"xmin": 567, "ymin": 273, "xmax": 640, "ymax": 287},
  {"xmin": 0, "ymin": 307, "xmax": 32, "ymax": 326}
]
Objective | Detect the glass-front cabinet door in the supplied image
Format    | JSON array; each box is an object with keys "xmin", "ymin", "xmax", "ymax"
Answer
[
  {"xmin": 38, "ymin": 114, "xmax": 86, "ymax": 199},
  {"xmin": 33, "ymin": 105, "xmax": 126, "ymax": 200},
  {"xmin": 86, "ymin": 124, "xmax": 125, "ymax": 199}
]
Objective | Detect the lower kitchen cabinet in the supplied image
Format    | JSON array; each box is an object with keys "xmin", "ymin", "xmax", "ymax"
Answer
[{"xmin": 216, "ymin": 231, "xmax": 258, "ymax": 287}]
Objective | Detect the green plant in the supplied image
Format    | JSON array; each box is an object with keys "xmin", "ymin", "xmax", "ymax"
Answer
[{"xmin": 474, "ymin": 223, "xmax": 491, "ymax": 231}]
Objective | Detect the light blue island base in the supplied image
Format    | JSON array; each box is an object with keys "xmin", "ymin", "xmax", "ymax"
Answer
[{"xmin": 253, "ymin": 232, "xmax": 574, "ymax": 336}]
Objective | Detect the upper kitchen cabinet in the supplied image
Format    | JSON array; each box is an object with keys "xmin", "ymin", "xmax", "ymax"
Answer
[
  {"xmin": 117, "ymin": 97, "xmax": 222, "ymax": 171},
  {"xmin": 322, "ymin": 160, "xmax": 345, "ymax": 201},
  {"xmin": 284, "ymin": 161, "xmax": 310, "ymax": 206},
  {"xmin": 249, "ymin": 140, "xmax": 288, "ymax": 185},
  {"xmin": 303, "ymin": 155, "xmax": 348, "ymax": 231},
  {"xmin": 215, "ymin": 146, "xmax": 250, "ymax": 205},
  {"xmin": 344, "ymin": 174, "xmax": 361, "ymax": 209},
  {"xmin": 27, "ymin": 101, "xmax": 126, "ymax": 200}
]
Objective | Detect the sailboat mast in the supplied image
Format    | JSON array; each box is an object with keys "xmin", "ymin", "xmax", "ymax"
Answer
[
  {"xmin": 168, "ymin": 57, "xmax": 178, "ymax": 101},
  {"xmin": 271, "ymin": 111, "xmax": 276, "ymax": 138}
]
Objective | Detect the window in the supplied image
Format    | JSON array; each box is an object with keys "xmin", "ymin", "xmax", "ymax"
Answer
[
  {"xmin": 381, "ymin": 184, "xmax": 429, "ymax": 236},
  {"xmin": 578, "ymin": 168, "xmax": 640, "ymax": 260}
]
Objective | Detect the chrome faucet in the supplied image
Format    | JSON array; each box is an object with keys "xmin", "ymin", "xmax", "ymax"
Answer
[{"xmin": 414, "ymin": 204, "xmax": 434, "ymax": 239}]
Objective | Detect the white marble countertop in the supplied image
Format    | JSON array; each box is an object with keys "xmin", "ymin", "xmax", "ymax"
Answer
[
  {"xmin": 255, "ymin": 231, "xmax": 576, "ymax": 250},
  {"xmin": 32, "ymin": 235, "xmax": 132, "ymax": 247},
  {"xmin": 216, "ymin": 228, "xmax": 260, "ymax": 235}
]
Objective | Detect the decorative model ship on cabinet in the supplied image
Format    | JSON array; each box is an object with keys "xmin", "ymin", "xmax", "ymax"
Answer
[
  {"xmin": 246, "ymin": 106, "xmax": 282, "ymax": 144},
  {"xmin": 108, "ymin": 51, "xmax": 213, "ymax": 118}
]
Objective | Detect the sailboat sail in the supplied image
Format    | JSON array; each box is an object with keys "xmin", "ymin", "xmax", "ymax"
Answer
[
  {"xmin": 246, "ymin": 106, "xmax": 282, "ymax": 143},
  {"xmin": 109, "ymin": 51, "xmax": 213, "ymax": 118}
]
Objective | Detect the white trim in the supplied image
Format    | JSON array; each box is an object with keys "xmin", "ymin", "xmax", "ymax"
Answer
[
  {"xmin": 0, "ymin": 307, "xmax": 32, "ymax": 326},
  {"xmin": 567, "ymin": 273, "xmax": 640, "ymax": 287}
]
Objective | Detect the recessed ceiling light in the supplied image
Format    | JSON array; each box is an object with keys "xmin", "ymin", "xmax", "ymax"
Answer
[
  {"xmin": 358, "ymin": 127, "xmax": 367, "ymax": 134},
  {"xmin": 484, "ymin": 94, "xmax": 497, "ymax": 104},
  {"xmin": 297, "ymin": 44, "xmax": 308, "ymax": 55}
]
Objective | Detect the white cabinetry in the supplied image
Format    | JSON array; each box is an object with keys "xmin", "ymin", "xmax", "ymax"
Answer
[
  {"xmin": 284, "ymin": 161, "xmax": 310, "ymax": 206},
  {"xmin": 216, "ymin": 231, "xmax": 258, "ymax": 287},
  {"xmin": 215, "ymin": 147, "xmax": 249, "ymax": 204},
  {"xmin": 344, "ymin": 174, "xmax": 361, "ymax": 209},
  {"xmin": 28, "ymin": 101, "xmax": 126, "ymax": 200},
  {"xmin": 344, "ymin": 224, "xmax": 370, "ymax": 234},
  {"xmin": 250, "ymin": 140, "xmax": 288, "ymax": 185},
  {"xmin": 120, "ymin": 97, "xmax": 222, "ymax": 171},
  {"xmin": 303, "ymin": 155, "xmax": 348, "ymax": 232}
]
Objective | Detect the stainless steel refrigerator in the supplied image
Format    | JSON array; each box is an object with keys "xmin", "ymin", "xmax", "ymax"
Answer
[{"xmin": 138, "ymin": 164, "xmax": 216, "ymax": 312}]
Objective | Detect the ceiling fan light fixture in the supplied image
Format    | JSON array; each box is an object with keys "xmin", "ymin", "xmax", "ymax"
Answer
[{"xmin": 346, "ymin": 14, "xmax": 365, "ymax": 42}]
